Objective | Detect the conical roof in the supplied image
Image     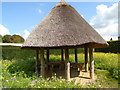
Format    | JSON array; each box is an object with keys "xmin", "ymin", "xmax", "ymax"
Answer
[{"xmin": 22, "ymin": 1, "xmax": 108, "ymax": 49}]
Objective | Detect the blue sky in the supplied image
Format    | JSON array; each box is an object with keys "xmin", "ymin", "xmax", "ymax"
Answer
[{"xmin": 0, "ymin": 1, "xmax": 118, "ymax": 40}]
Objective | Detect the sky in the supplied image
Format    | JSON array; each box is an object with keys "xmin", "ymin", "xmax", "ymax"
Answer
[{"xmin": 0, "ymin": 1, "xmax": 119, "ymax": 41}]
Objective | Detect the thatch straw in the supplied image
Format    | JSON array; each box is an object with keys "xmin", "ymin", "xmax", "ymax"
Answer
[{"xmin": 22, "ymin": 1, "xmax": 108, "ymax": 49}]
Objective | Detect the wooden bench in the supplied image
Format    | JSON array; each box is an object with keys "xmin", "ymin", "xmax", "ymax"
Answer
[
  {"xmin": 48, "ymin": 62, "xmax": 65, "ymax": 72},
  {"xmin": 70, "ymin": 62, "xmax": 84, "ymax": 75},
  {"xmin": 48, "ymin": 62, "xmax": 84, "ymax": 74}
]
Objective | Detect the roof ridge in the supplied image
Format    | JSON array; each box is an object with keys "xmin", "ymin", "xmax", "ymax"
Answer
[{"xmin": 55, "ymin": 0, "xmax": 68, "ymax": 7}]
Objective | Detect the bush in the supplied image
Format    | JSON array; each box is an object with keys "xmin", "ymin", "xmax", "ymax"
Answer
[
  {"xmin": 8, "ymin": 58, "xmax": 36, "ymax": 76},
  {"xmin": 2, "ymin": 46, "xmax": 84, "ymax": 60},
  {"xmin": 94, "ymin": 53, "xmax": 118, "ymax": 79},
  {"xmin": 2, "ymin": 46, "xmax": 36, "ymax": 60},
  {"xmin": 2, "ymin": 60, "xmax": 82, "ymax": 88},
  {"xmin": 95, "ymin": 40, "xmax": 120, "ymax": 53}
]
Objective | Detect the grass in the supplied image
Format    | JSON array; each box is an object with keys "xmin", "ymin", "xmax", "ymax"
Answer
[
  {"xmin": 94, "ymin": 69, "xmax": 118, "ymax": 88},
  {"xmin": 2, "ymin": 60, "xmax": 82, "ymax": 88},
  {"xmin": 1, "ymin": 51, "xmax": 119, "ymax": 88}
]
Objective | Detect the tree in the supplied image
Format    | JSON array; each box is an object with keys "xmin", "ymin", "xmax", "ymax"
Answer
[
  {"xmin": 11, "ymin": 35, "xmax": 25, "ymax": 43},
  {"xmin": 110, "ymin": 38, "xmax": 112, "ymax": 41},
  {"xmin": 2, "ymin": 34, "xmax": 25, "ymax": 43},
  {"xmin": 0, "ymin": 34, "xmax": 2, "ymax": 43},
  {"xmin": 2, "ymin": 35, "xmax": 11, "ymax": 43}
]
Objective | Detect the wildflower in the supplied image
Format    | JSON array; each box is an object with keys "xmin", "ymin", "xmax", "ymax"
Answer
[
  {"xmin": 42, "ymin": 80, "xmax": 44, "ymax": 83},
  {"xmin": 37, "ymin": 78, "xmax": 40, "ymax": 80},
  {"xmin": 46, "ymin": 78, "xmax": 49, "ymax": 81},
  {"xmin": 60, "ymin": 76, "xmax": 62, "ymax": 79},
  {"xmin": 38, "ymin": 86, "xmax": 41, "ymax": 88},
  {"xmin": 30, "ymin": 84, "xmax": 35, "ymax": 86},
  {"xmin": 99, "ymin": 85, "xmax": 101, "ymax": 87},
  {"xmin": 11, "ymin": 78, "xmax": 15, "ymax": 80},
  {"xmin": 6, "ymin": 80, "xmax": 8, "ymax": 82}
]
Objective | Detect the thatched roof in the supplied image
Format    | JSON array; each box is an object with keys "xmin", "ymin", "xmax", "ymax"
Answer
[{"xmin": 22, "ymin": 1, "xmax": 108, "ymax": 49}]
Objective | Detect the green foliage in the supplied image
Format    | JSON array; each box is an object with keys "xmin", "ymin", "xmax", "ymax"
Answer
[
  {"xmin": 2, "ymin": 60, "xmax": 82, "ymax": 88},
  {"xmin": 2, "ymin": 34, "xmax": 25, "ymax": 43},
  {"xmin": 28, "ymin": 75, "xmax": 81, "ymax": 88},
  {"xmin": 94, "ymin": 69, "xmax": 118, "ymax": 88},
  {"xmin": 94, "ymin": 53, "xmax": 118, "ymax": 79},
  {"xmin": 49, "ymin": 48, "xmax": 84, "ymax": 55},
  {"xmin": 2, "ymin": 46, "xmax": 36, "ymax": 60},
  {"xmin": 2, "ymin": 46, "xmax": 83, "ymax": 61},
  {"xmin": 95, "ymin": 40, "xmax": 120, "ymax": 53},
  {"xmin": 0, "ymin": 34, "xmax": 2, "ymax": 43},
  {"xmin": 10, "ymin": 35, "xmax": 24, "ymax": 43},
  {"xmin": 2, "ymin": 35, "xmax": 11, "ymax": 43},
  {"xmin": 1, "ymin": 46, "xmax": 119, "ymax": 88},
  {"xmin": 8, "ymin": 58, "xmax": 36, "ymax": 76}
]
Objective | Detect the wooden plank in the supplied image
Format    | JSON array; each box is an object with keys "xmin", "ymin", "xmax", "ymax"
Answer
[
  {"xmin": 85, "ymin": 47, "xmax": 88, "ymax": 72},
  {"xmin": 75, "ymin": 48, "xmax": 78, "ymax": 63},
  {"xmin": 46, "ymin": 49, "xmax": 49, "ymax": 63},
  {"xmin": 89, "ymin": 47, "xmax": 94, "ymax": 79},
  {"xmin": 65, "ymin": 48, "xmax": 70, "ymax": 80},
  {"xmin": 36, "ymin": 49, "xmax": 39, "ymax": 75},
  {"xmin": 61, "ymin": 49, "xmax": 64, "ymax": 61},
  {"xmin": 40, "ymin": 48, "xmax": 45, "ymax": 78}
]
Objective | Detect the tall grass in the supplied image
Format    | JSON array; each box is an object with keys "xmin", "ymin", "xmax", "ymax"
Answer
[
  {"xmin": 94, "ymin": 53, "xmax": 118, "ymax": 79},
  {"xmin": 1, "ymin": 46, "xmax": 119, "ymax": 88},
  {"xmin": 2, "ymin": 60, "xmax": 82, "ymax": 88}
]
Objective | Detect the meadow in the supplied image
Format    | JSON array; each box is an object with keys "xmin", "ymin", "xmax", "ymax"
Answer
[{"xmin": 1, "ymin": 46, "xmax": 119, "ymax": 88}]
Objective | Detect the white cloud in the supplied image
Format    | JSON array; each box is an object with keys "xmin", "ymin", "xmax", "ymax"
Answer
[
  {"xmin": 0, "ymin": 24, "xmax": 10, "ymax": 36},
  {"xmin": 38, "ymin": 9, "xmax": 42, "ymax": 14},
  {"xmin": 15, "ymin": 33, "xmax": 21, "ymax": 36},
  {"xmin": 90, "ymin": 3, "xmax": 118, "ymax": 41},
  {"xmin": 23, "ymin": 29, "xmax": 30, "ymax": 39}
]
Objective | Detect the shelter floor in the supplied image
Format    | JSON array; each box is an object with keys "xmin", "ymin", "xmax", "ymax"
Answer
[{"xmin": 44, "ymin": 66, "xmax": 97, "ymax": 86}]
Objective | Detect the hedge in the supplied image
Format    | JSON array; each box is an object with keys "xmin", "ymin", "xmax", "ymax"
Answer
[{"xmin": 95, "ymin": 40, "xmax": 120, "ymax": 53}]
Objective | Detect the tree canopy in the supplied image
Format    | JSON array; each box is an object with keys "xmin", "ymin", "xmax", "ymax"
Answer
[
  {"xmin": 2, "ymin": 34, "xmax": 25, "ymax": 43},
  {"xmin": 0, "ymin": 34, "xmax": 2, "ymax": 43}
]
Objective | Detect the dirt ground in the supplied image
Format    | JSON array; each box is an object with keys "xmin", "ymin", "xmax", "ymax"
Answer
[{"xmin": 45, "ymin": 66, "xmax": 97, "ymax": 86}]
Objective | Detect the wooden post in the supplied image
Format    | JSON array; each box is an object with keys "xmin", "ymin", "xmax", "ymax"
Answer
[
  {"xmin": 46, "ymin": 49, "xmax": 49, "ymax": 71},
  {"xmin": 36, "ymin": 49, "xmax": 39, "ymax": 75},
  {"xmin": 89, "ymin": 47, "xmax": 94, "ymax": 79},
  {"xmin": 85, "ymin": 47, "xmax": 88, "ymax": 72},
  {"xmin": 61, "ymin": 49, "xmax": 64, "ymax": 61},
  {"xmin": 65, "ymin": 48, "xmax": 70, "ymax": 80},
  {"xmin": 46, "ymin": 49, "xmax": 49, "ymax": 63},
  {"xmin": 75, "ymin": 48, "xmax": 78, "ymax": 63},
  {"xmin": 40, "ymin": 48, "xmax": 45, "ymax": 78}
]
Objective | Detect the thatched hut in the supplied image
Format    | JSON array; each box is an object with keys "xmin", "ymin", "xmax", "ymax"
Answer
[{"xmin": 22, "ymin": 1, "xmax": 108, "ymax": 80}]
